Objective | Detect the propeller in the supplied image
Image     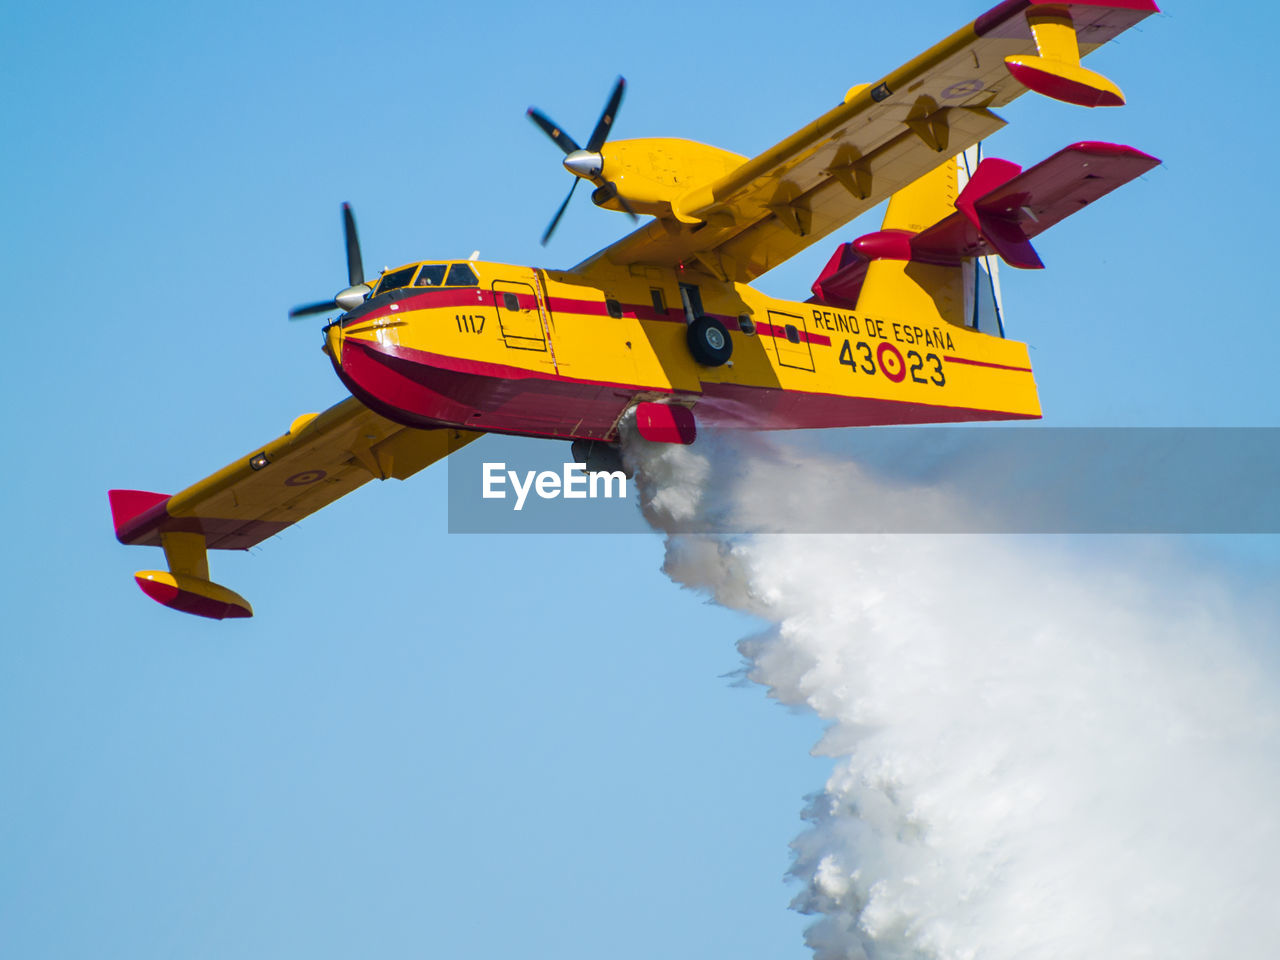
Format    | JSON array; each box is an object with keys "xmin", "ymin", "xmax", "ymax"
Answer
[
  {"xmin": 289, "ymin": 202, "xmax": 372, "ymax": 319},
  {"xmin": 528, "ymin": 76, "xmax": 638, "ymax": 245}
]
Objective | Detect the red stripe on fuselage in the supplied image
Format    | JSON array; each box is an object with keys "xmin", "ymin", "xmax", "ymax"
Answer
[
  {"xmin": 346, "ymin": 288, "xmax": 838, "ymax": 353},
  {"xmin": 942, "ymin": 355, "xmax": 1032, "ymax": 373},
  {"xmin": 752, "ymin": 321, "xmax": 832, "ymax": 347}
]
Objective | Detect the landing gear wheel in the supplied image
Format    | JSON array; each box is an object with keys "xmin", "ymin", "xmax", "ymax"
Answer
[{"xmin": 686, "ymin": 315, "xmax": 733, "ymax": 367}]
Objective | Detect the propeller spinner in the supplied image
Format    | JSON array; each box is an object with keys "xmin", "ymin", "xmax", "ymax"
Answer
[
  {"xmin": 528, "ymin": 76, "xmax": 637, "ymax": 245},
  {"xmin": 289, "ymin": 203, "xmax": 372, "ymax": 319}
]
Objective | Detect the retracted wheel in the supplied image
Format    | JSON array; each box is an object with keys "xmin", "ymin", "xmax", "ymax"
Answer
[{"xmin": 686, "ymin": 315, "xmax": 732, "ymax": 367}]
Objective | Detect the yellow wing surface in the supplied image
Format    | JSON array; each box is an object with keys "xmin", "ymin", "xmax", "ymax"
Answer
[
  {"xmin": 110, "ymin": 397, "xmax": 480, "ymax": 618},
  {"xmin": 575, "ymin": 1, "xmax": 1158, "ymax": 283}
]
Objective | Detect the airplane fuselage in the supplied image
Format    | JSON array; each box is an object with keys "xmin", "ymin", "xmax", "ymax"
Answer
[{"xmin": 327, "ymin": 259, "xmax": 1041, "ymax": 442}]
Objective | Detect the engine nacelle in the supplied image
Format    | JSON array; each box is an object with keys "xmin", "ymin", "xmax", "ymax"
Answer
[{"xmin": 594, "ymin": 138, "xmax": 745, "ymax": 217}]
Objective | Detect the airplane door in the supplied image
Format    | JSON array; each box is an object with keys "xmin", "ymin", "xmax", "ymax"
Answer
[
  {"xmin": 492, "ymin": 280, "xmax": 547, "ymax": 351},
  {"xmin": 767, "ymin": 309, "xmax": 815, "ymax": 372}
]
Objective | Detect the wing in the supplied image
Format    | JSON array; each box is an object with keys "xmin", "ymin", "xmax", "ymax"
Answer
[
  {"xmin": 574, "ymin": 0, "xmax": 1159, "ymax": 283},
  {"xmin": 110, "ymin": 396, "xmax": 481, "ymax": 618}
]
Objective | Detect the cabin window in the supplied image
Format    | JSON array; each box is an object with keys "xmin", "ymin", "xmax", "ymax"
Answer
[
  {"xmin": 376, "ymin": 266, "xmax": 417, "ymax": 295},
  {"xmin": 650, "ymin": 288, "xmax": 667, "ymax": 316},
  {"xmin": 785, "ymin": 324, "xmax": 800, "ymax": 344},
  {"xmin": 445, "ymin": 263, "xmax": 479, "ymax": 286},
  {"xmin": 605, "ymin": 298, "xmax": 623, "ymax": 319},
  {"xmin": 739, "ymin": 315, "xmax": 755, "ymax": 335},
  {"xmin": 415, "ymin": 264, "xmax": 448, "ymax": 287},
  {"xmin": 503, "ymin": 291, "xmax": 520, "ymax": 312}
]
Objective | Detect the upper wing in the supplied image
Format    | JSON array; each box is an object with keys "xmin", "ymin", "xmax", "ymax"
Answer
[
  {"xmin": 110, "ymin": 396, "xmax": 481, "ymax": 618},
  {"xmin": 574, "ymin": 0, "xmax": 1159, "ymax": 283}
]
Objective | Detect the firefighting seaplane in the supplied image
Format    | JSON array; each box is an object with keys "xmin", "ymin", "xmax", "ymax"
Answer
[{"xmin": 110, "ymin": 0, "xmax": 1162, "ymax": 618}]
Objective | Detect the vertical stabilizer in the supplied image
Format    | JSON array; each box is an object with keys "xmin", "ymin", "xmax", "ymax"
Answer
[
  {"xmin": 961, "ymin": 146, "xmax": 1006, "ymax": 338},
  {"xmin": 856, "ymin": 155, "xmax": 967, "ymax": 326},
  {"xmin": 882, "ymin": 154, "xmax": 960, "ymax": 234}
]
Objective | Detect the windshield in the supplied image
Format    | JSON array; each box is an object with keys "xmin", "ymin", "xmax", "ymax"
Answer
[
  {"xmin": 414, "ymin": 264, "xmax": 448, "ymax": 287},
  {"xmin": 376, "ymin": 261, "xmax": 481, "ymax": 297},
  {"xmin": 445, "ymin": 263, "xmax": 478, "ymax": 286},
  {"xmin": 375, "ymin": 265, "xmax": 417, "ymax": 295}
]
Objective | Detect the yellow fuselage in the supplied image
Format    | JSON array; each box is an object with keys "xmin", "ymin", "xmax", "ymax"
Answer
[{"xmin": 329, "ymin": 258, "xmax": 1039, "ymax": 441}]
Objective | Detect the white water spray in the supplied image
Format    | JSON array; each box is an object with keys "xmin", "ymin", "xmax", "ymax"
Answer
[{"xmin": 626, "ymin": 430, "xmax": 1280, "ymax": 960}]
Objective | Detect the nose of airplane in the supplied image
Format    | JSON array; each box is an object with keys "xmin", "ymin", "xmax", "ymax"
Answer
[{"xmin": 324, "ymin": 321, "xmax": 344, "ymax": 364}]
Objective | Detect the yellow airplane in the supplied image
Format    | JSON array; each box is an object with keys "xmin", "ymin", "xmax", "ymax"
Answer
[{"xmin": 110, "ymin": 0, "xmax": 1161, "ymax": 618}]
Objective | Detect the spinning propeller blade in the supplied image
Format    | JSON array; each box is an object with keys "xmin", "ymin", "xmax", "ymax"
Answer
[
  {"xmin": 289, "ymin": 300, "xmax": 340, "ymax": 319},
  {"xmin": 289, "ymin": 203, "xmax": 372, "ymax": 320},
  {"xmin": 528, "ymin": 76, "xmax": 635, "ymax": 244},
  {"xmin": 542, "ymin": 179, "xmax": 580, "ymax": 247},
  {"xmin": 526, "ymin": 109, "xmax": 581, "ymax": 156},
  {"xmin": 342, "ymin": 202, "xmax": 364, "ymax": 289},
  {"xmin": 586, "ymin": 77, "xmax": 625, "ymax": 153}
]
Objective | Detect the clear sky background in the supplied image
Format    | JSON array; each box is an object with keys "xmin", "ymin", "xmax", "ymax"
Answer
[{"xmin": 2, "ymin": 2, "xmax": 1277, "ymax": 958}]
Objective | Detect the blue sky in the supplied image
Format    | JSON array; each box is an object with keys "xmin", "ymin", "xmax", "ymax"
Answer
[{"xmin": 2, "ymin": 2, "xmax": 1277, "ymax": 958}]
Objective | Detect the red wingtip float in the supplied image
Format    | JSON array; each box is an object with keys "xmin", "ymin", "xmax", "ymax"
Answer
[
  {"xmin": 110, "ymin": 1, "xmax": 1162, "ymax": 618},
  {"xmin": 134, "ymin": 572, "xmax": 254, "ymax": 621},
  {"xmin": 979, "ymin": 1, "xmax": 1161, "ymax": 107}
]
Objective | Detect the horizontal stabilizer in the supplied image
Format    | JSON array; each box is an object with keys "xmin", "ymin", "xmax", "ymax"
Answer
[
  {"xmin": 918, "ymin": 141, "xmax": 1160, "ymax": 267},
  {"xmin": 811, "ymin": 142, "xmax": 1159, "ymax": 308}
]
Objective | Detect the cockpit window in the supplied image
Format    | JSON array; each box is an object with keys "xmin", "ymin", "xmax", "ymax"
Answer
[
  {"xmin": 445, "ymin": 263, "xmax": 479, "ymax": 287},
  {"xmin": 376, "ymin": 266, "xmax": 417, "ymax": 295},
  {"xmin": 414, "ymin": 264, "xmax": 448, "ymax": 287}
]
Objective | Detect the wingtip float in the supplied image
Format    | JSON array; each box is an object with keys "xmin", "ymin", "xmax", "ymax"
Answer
[
  {"xmin": 110, "ymin": 492, "xmax": 252, "ymax": 620},
  {"xmin": 980, "ymin": 1, "xmax": 1162, "ymax": 108},
  {"xmin": 111, "ymin": 1, "xmax": 1161, "ymax": 619}
]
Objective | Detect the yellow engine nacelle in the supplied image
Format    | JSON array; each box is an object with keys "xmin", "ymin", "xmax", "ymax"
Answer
[{"xmin": 595, "ymin": 138, "xmax": 746, "ymax": 217}]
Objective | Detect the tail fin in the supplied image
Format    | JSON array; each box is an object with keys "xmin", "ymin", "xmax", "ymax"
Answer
[
  {"xmin": 857, "ymin": 153, "xmax": 969, "ymax": 328},
  {"xmin": 960, "ymin": 146, "xmax": 1007, "ymax": 338},
  {"xmin": 810, "ymin": 141, "xmax": 1159, "ymax": 333},
  {"xmin": 881, "ymin": 154, "xmax": 960, "ymax": 234}
]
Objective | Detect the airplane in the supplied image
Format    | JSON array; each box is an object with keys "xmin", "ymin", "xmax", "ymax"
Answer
[{"xmin": 109, "ymin": 0, "xmax": 1161, "ymax": 619}]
